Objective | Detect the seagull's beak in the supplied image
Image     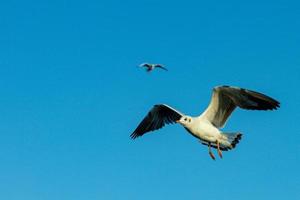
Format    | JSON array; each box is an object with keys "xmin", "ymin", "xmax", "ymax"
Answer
[{"xmin": 176, "ymin": 120, "xmax": 180, "ymax": 123}]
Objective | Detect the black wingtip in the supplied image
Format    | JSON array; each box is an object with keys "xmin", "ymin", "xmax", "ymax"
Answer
[
  {"xmin": 272, "ymin": 101, "xmax": 280, "ymax": 110},
  {"xmin": 265, "ymin": 99, "xmax": 280, "ymax": 111},
  {"xmin": 243, "ymin": 88, "xmax": 281, "ymax": 111},
  {"xmin": 130, "ymin": 132, "xmax": 138, "ymax": 140}
]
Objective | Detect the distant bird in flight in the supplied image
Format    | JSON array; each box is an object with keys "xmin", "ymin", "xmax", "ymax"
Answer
[
  {"xmin": 131, "ymin": 86, "xmax": 280, "ymax": 160},
  {"xmin": 139, "ymin": 63, "xmax": 168, "ymax": 72}
]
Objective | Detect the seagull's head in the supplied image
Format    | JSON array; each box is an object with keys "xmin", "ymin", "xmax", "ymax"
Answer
[{"xmin": 176, "ymin": 115, "xmax": 193, "ymax": 127}]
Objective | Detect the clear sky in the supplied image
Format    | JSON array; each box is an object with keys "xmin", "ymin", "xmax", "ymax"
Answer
[{"xmin": 0, "ymin": 0, "xmax": 299, "ymax": 199}]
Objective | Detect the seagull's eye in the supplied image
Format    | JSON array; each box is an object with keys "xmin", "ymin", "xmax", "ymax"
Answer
[
  {"xmin": 189, "ymin": 119, "xmax": 191, "ymax": 122},
  {"xmin": 184, "ymin": 118, "xmax": 187, "ymax": 121}
]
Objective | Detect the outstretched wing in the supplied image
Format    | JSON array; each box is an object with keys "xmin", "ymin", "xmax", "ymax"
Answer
[
  {"xmin": 200, "ymin": 86, "xmax": 280, "ymax": 128},
  {"xmin": 139, "ymin": 63, "xmax": 151, "ymax": 69},
  {"xmin": 131, "ymin": 104, "xmax": 183, "ymax": 139},
  {"xmin": 155, "ymin": 64, "xmax": 168, "ymax": 71}
]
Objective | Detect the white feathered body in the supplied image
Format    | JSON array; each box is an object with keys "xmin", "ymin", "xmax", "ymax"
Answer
[
  {"xmin": 182, "ymin": 116, "xmax": 234, "ymax": 149},
  {"xmin": 185, "ymin": 117, "xmax": 222, "ymax": 142}
]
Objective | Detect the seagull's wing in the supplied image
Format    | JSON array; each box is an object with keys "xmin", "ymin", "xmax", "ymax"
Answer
[
  {"xmin": 155, "ymin": 64, "xmax": 168, "ymax": 71},
  {"xmin": 200, "ymin": 86, "xmax": 280, "ymax": 128},
  {"xmin": 131, "ymin": 104, "xmax": 183, "ymax": 139},
  {"xmin": 139, "ymin": 63, "xmax": 151, "ymax": 68}
]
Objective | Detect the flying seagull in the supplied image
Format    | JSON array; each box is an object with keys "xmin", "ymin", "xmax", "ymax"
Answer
[
  {"xmin": 139, "ymin": 63, "xmax": 168, "ymax": 72},
  {"xmin": 131, "ymin": 86, "xmax": 280, "ymax": 160}
]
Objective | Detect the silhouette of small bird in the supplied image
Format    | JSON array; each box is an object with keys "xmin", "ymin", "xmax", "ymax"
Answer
[{"xmin": 139, "ymin": 63, "xmax": 168, "ymax": 72}]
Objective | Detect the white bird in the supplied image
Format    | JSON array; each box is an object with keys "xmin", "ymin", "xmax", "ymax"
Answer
[
  {"xmin": 139, "ymin": 63, "xmax": 168, "ymax": 72},
  {"xmin": 131, "ymin": 86, "xmax": 280, "ymax": 160}
]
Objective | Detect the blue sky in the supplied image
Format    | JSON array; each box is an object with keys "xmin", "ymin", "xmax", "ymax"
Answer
[{"xmin": 0, "ymin": 0, "xmax": 299, "ymax": 199}]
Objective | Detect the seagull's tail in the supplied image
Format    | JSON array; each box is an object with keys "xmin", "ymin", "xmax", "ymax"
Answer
[
  {"xmin": 220, "ymin": 132, "xmax": 242, "ymax": 150},
  {"xmin": 200, "ymin": 132, "xmax": 242, "ymax": 151}
]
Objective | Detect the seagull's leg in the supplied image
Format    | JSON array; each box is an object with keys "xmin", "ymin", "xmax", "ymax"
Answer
[
  {"xmin": 216, "ymin": 140, "xmax": 223, "ymax": 158},
  {"xmin": 208, "ymin": 143, "xmax": 215, "ymax": 160}
]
